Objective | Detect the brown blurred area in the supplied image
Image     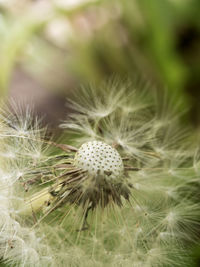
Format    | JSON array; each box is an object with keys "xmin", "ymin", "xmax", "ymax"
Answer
[{"xmin": 9, "ymin": 67, "xmax": 70, "ymax": 130}]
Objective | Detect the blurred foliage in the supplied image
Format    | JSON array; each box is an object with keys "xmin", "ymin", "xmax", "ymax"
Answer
[
  {"xmin": 0, "ymin": 15, "xmax": 46, "ymax": 96},
  {"xmin": 0, "ymin": 0, "xmax": 200, "ymax": 124}
]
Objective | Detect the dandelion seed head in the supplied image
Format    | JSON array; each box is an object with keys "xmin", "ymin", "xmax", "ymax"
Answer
[
  {"xmin": 166, "ymin": 189, "xmax": 175, "ymax": 198},
  {"xmin": 0, "ymin": 151, "xmax": 16, "ymax": 159},
  {"xmin": 1, "ymin": 80, "xmax": 200, "ymax": 267},
  {"xmin": 159, "ymin": 231, "xmax": 170, "ymax": 239},
  {"xmin": 32, "ymin": 151, "xmax": 42, "ymax": 159},
  {"xmin": 165, "ymin": 211, "xmax": 176, "ymax": 225},
  {"xmin": 74, "ymin": 140, "xmax": 124, "ymax": 180}
]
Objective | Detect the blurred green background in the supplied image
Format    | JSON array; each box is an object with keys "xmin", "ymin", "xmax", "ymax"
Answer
[
  {"xmin": 0, "ymin": 0, "xmax": 200, "ymax": 266},
  {"xmin": 0, "ymin": 0, "xmax": 200, "ymax": 127}
]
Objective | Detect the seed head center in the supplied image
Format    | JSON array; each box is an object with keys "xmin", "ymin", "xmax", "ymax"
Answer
[{"xmin": 74, "ymin": 141, "xmax": 124, "ymax": 179}]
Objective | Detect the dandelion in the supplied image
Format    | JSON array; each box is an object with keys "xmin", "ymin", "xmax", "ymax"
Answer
[{"xmin": 0, "ymin": 80, "xmax": 200, "ymax": 266}]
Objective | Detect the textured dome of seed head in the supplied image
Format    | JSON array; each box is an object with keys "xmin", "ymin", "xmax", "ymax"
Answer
[{"xmin": 74, "ymin": 141, "xmax": 124, "ymax": 179}]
